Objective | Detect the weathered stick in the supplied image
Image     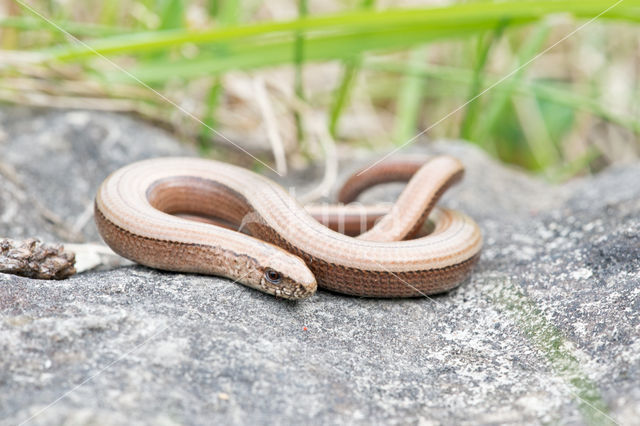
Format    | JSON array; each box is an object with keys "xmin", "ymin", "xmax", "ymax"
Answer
[{"xmin": 0, "ymin": 238, "xmax": 76, "ymax": 279}]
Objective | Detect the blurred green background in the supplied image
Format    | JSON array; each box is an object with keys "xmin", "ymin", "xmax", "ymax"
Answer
[{"xmin": 1, "ymin": 0, "xmax": 639, "ymax": 180}]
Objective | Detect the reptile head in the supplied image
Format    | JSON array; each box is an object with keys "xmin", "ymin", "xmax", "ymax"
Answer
[{"xmin": 259, "ymin": 255, "xmax": 317, "ymax": 300}]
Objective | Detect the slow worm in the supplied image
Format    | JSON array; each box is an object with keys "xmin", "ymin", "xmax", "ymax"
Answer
[{"xmin": 95, "ymin": 156, "xmax": 482, "ymax": 299}]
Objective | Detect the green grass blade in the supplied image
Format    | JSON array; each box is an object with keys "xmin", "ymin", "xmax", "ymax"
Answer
[
  {"xmin": 392, "ymin": 46, "xmax": 429, "ymax": 145},
  {"xmin": 104, "ymin": 22, "xmax": 529, "ymax": 83},
  {"xmin": 40, "ymin": 1, "xmax": 640, "ymax": 60},
  {"xmin": 294, "ymin": 0, "xmax": 309, "ymax": 144},
  {"xmin": 328, "ymin": 0, "xmax": 376, "ymax": 139},
  {"xmin": 217, "ymin": 0, "xmax": 241, "ymax": 26},
  {"xmin": 199, "ymin": 78, "xmax": 223, "ymax": 154},
  {"xmin": 472, "ymin": 22, "xmax": 551, "ymax": 144},
  {"xmin": 460, "ymin": 21, "xmax": 508, "ymax": 145},
  {"xmin": 329, "ymin": 57, "xmax": 360, "ymax": 138},
  {"xmin": 0, "ymin": 16, "xmax": 130, "ymax": 36},
  {"xmin": 362, "ymin": 59, "xmax": 640, "ymax": 134},
  {"xmin": 159, "ymin": 0, "xmax": 185, "ymax": 30}
]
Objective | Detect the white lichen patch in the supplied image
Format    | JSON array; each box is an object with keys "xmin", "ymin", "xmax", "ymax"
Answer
[
  {"xmin": 570, "ymin": 268, "xmax": 593, "ymax": 280},
  {"xmin": 147, "ymin": 337, "xmax": 189, "ymax": 367}
]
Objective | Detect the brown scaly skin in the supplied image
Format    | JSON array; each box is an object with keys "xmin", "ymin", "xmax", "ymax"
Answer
[{"xmin": 94, "ymin": 156, "xmax": 482, "ymax": 299}]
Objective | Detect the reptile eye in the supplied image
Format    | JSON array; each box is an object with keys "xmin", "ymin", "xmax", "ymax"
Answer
[{"xmin": 264, "ymin": 269, "xmax": 282, "ymax": 284}]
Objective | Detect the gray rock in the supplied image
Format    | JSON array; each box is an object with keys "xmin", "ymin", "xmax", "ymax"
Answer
[
  {"xmin": 0, "ymin": 107, "xmax": 193, "ymax": 242},
  {"xmin": 0, "ymin": 107, "xmax": 638, "ymax": 425}
]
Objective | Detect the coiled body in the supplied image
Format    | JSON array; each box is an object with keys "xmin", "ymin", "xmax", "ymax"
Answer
[{"xmin": 95, "ymin": 156, "xmax": 482, "ymax": 299}]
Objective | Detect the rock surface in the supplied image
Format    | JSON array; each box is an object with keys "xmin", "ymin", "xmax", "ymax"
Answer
[{"xmin": 0, "ymin": 107, "xmax": 638, "ymax": 425}]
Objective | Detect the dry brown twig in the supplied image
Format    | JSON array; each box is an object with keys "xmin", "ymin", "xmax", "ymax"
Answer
[
  {"xmin": 253, "ymin": 76, "xmax": 288, "ymax": 175},
  {"xmin": 0, "ymin": 238, "xmax": 76, "ymax": 279},
  {"xmin": 265, "ymin": 80, "xmax": 339, "ymax": 203},
  {"xmin": 296, "ymin": 112, "xmax": 338, "ymax": 204}
]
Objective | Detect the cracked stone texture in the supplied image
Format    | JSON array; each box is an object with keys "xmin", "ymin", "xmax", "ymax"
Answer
[{"xmin": 0, "ymin": 107, "xmax": 638, "ymax": 425}]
